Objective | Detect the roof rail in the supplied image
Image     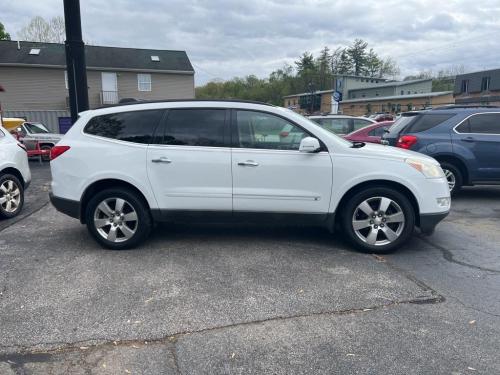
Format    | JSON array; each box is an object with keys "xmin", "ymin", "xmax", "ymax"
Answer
[
  {"xmin": 432, "ymin": 105, "xmax": 500, "ymax": 110},
  {"xmin": 98, "ymin": 98, "xmax": 275, "ymax": 109}
]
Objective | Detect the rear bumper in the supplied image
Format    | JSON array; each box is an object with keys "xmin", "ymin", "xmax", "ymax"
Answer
[
  {"xmin": 49, "ymin": 192, "xmax": 80, "ymax": 220},
  {"xmin": 419, "ymin": 211, "xmax": 449, "ymax": 234}
]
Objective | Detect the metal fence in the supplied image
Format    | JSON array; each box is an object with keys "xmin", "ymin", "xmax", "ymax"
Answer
[{"xmin": 3, "ymin": 110, "xmax": 71, "ymax": 133}]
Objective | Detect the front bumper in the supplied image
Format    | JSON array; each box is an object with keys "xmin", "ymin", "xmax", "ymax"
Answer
[
  {"xmin": 49, "ymin": 192, "xmax": 80, "ymax": 220},
  {"xmin": 419, "ymin": 211, "xmax": 449, "ymax": 235}
]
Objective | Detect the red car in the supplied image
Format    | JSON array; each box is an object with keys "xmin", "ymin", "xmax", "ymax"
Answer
[{"xmin": 343, "ymin": 121, "xmax": 394, "ymax": 144}]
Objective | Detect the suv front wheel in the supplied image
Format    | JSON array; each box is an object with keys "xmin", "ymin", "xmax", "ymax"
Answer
[
  {"xmin": 85, "ymin": 188, "xmax": 152, "ymax": 250},
  {"xmin": 439, "ymin": 162, "xmax": 462, "ymax": 195},
  {"xmin": 341, "ymin": 187, "xmax": 415, "ymax": 254}
]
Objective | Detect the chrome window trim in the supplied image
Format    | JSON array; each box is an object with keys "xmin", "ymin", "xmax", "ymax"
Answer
[{"xmin": 452, "ymin": 112, "xmax": 500, "ymax": 135}]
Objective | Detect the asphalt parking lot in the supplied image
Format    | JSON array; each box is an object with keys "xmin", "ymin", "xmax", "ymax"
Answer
[{"xmin": 0, "ymin": 162, "xmax": 499, "ymax": 374}]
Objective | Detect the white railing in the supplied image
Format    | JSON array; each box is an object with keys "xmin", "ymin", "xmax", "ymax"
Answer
[{"xmin": 101, "ymin": 91, "xmax": 119, "ymax": 105}]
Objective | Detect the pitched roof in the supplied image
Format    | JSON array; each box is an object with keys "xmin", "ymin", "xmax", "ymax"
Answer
[{"xmin": 0, "ymin": 40, "xmax": 194, "ymax": 74}]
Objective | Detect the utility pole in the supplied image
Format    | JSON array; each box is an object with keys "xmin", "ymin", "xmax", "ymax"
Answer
[{"xmin": 63, "ymin": 0, "xmax": 89, "ymax": 124}]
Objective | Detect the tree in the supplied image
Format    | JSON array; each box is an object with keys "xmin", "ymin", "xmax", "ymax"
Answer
[
  {"xmin": 316, "ymin": 46, "xmax": 332, "ymax": 90},
  {"xmin": 365, "ymin": 49, "xmax": 382, "ymax": 77},
  {"xmin": 378, "ymin": 57, "xmax": 400, "ymax": 79},
  {"xmin": 346, "ymin": 39, "xmax": 368, "ymax": 76},
  {"xmin": 18, "ymin": 16, "xmax": 65, "ymax": 43},
  {"xmin": 336, "ymin": 49, "xmax": 353, "ymax": 75},
  {"xmin": 0, "ymin": 22, "xmax": 11, "ymax": 40}
]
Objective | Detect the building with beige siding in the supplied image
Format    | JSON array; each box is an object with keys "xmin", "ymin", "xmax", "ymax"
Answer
[
  {"xmin": 0, "ymin": 40, "xmax": 195, "ymax": 131},
  {"xmin": 283, "ymin": 76, "xmax": 454, "ymax": 116}
]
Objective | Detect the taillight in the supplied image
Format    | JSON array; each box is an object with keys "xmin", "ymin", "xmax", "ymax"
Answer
[
  {"xmin": 279, "ymin": 131, "xmax": 290, "ymax": 138},
  {"xmin": 17, "ymin": 143, "xmax": 27, "ymax": 152},
  {"xmin": 50, "ymin": 145, "xmax": 70, "ymax": 160},
  {"xmin": 396, "ymin": 135, "xmax": 418, "ymax": 149}
]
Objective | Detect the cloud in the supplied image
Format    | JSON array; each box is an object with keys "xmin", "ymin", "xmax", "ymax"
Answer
[{"xmin": 1, "ymin": 0, "xmax": 500, "ymax": 84}]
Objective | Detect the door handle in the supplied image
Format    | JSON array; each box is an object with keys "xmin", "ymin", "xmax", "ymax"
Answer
[
  {"xmin": 151, "ymin": 157, "xmax": 172, "ymax": 163},
  {"xmin": 238, "ymin": 160, "xmax": 259, "ymax": 167},
  {"xmin": 461, "ymin": 137, "xmax": 475, "ymax": 143}
]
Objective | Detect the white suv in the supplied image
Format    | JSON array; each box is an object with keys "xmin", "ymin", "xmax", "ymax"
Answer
[
  {"xmin": 0, "ymin": 125, "xmax": 31, "ymax": 218},
  {"xmin": 50, "ymin": 100, "xmax": 450, "ymax": 253}
]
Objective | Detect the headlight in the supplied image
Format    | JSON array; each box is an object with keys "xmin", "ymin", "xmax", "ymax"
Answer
[{"xmin": 405, "ymin": 158, "xmax": 444, "ymax": 178}]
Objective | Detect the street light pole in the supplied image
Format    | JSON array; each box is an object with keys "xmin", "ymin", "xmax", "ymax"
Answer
[
  {"xmin": 308, "ymin": 82, "xmax": 315, "ymax": 115},
  {"xmin": 63, "ymin": 0, "xmax": 89, "ymax": 124}
]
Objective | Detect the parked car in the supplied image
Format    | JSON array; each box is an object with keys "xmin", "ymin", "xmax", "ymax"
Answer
[
  {"xmin": 370, "ymin": 113, "xmax": 394, "ymax": 122},
  {"xmin": 0, "ymin": 125, "xmax": 31, "ymax": 218},
  {"xmin": 50, "ymin": 100, "xmax": 450, "ymax": 253},
  {"xmin": 343, "ymin": 121, "xmax": 394, "ymax": 144},
  {"xmin": 382, "ymin": 106, "xmax": 500, "ymax": 194},
  {"xmin": 5, "ymin": 120, "xmax": 62, "ymax": 161},
  {"xmin": 309, "ymin": 115, "xmax": 376, "ymax": 135}
]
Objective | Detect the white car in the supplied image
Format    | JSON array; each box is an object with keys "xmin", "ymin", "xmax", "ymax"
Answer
[
  {"xmin": 49, "ymin": 100, "xmax": 450, "ymax": 253},
  {"xmin": 0, "ymin": 125, "xmax": 31, "ymax": 218}
]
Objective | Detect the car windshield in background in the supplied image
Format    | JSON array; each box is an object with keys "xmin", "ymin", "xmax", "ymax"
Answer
[{"xmin": 25, "ymin": 122, "xmax": 50, "ymax": 134}]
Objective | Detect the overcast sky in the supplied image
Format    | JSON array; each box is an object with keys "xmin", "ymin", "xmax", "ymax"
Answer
[{"xmin": 2, "ymin": 0, "xmax": 500, "ymax": 85}]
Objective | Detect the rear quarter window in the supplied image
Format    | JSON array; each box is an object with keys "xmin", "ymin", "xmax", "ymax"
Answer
[
  {"xmin": 405, "ymin": 114, "xmax": 455, "ymax": 133},
  {"xmin": 84, "ymin": 109, "xmax": 164, "ymax": 144}
]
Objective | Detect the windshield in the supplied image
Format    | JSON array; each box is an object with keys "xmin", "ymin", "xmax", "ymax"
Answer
[
  {"xmin": 24, "ymin": 122, "xmax": 50, "ymax": 134},
  {"xmin": 283, "ymin": 110, "xmax": 353, "ymax": 146}
]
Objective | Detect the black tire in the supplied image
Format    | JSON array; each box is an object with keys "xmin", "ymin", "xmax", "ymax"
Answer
[
  {"xmin": 0, "ymin": 174, "xmax": 24, "ymax": 219},
  {"xmin": 439, "ymin": 162, "xmax": 462, "ymax": 196},
  {"xmin": 85, "ymin": 188, "xmax": 152, "ymax": 250},
  {"xmin": 341, "ymin": 186, "xmax": 416, "ymax": 254}
]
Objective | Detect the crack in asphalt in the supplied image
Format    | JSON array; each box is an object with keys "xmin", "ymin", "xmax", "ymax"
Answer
[
  {"xmin": 0, "ymin": 201, "xmax": 49, "ymax": 234},
  {"xmin": 0, "ymin": 294, "xmax": 444, "ymax": 362},
  {"xmin": 417, "ymin": 235, "xmax": 500, "ymax": 274},
  {"xmin": 447, "ymin": 295, "xmax": 500, "ymax": 319}
]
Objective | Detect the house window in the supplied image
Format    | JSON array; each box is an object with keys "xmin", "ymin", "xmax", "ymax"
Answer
[
  {"xmin": 401, "ymin": 90, "xmax": 404, "ymax": 95},
  {"xmin": 481, "ymin": 77, "xmax": 491, "ymax": 91},
  {"xmin": 461, "ymin": 79, "xmax": 469, "ymax": 93},
  {"xmin": 64, "ymin": 71, "xmax": 68, "ymax": 89},
  {"xmin": 137, "ymin": 74, "xmax": 152, "ymax": 92}
]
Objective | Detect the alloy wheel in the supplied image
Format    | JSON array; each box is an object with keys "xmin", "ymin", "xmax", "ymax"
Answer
[
  {"xmin": 443, "ymin": 168, "xmax": 456, "ymax": 192},
  {"xmin": 0, "ymin": 180, "xmax": 21, "ymax": 213},
  {"xmin": 93, "ymin": 197, "xmax": 138, "ymax": 243},
  {"xmin": 352, "ymin": 196, "xmax": 405, "ymax": 246}
]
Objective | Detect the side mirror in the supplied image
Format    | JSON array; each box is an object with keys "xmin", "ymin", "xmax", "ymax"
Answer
[{"xmin": 299, "ymin": 137, "xmax": 321, "ymax": 153}]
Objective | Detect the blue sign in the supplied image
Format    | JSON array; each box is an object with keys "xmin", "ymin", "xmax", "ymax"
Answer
[
  {"xmin": 58, "ymin": 117, "xmax": 73, "ymax": 134},
  {"xmin": 333, "ymin": 91, "xmax": 343, "ymax": 102}
]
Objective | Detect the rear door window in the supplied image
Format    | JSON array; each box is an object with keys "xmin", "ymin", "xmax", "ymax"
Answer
[
  {"xmin": 85, "ymin": 109, "xmax": 164, "ymax": 144},
  {"xmin": 405, "ymin": 114, "xmax": 455, "ymax": 133},
  {"xmin": 161, "ymin": 109, "xmax": 227, "ymax": 147}
]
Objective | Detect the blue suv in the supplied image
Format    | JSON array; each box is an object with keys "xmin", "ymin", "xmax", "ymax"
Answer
[{"xmin": 383, "ymin": 106, "xmax": 500, "ymax": 194}]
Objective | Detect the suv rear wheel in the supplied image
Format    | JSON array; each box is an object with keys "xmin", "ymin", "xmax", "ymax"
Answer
[
  {"xmin": 439, "ymin": 162, "xmax": 462, "ymax": 195},
  {"xmin": 85, "ymin": 188, "xmax": 152, "ymax": 250},
  {"xmin": 341, "ymin": 187, "xmax": 415, "ymax": 254},
  {"xmin": 0, "ymin": 174, "xmax": 24, "ymax": 219}
]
